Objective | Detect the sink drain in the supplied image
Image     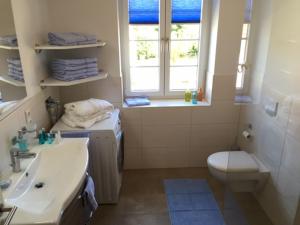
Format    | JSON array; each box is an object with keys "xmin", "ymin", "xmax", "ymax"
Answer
[{"xmin": 34, "ymin": 182, "xmax": 45, "ymax": 189}]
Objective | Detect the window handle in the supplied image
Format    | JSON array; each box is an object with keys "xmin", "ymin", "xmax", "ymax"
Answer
[{"xmin": 160, "ymin": 38, "xmax": 165, "ymax": 54}]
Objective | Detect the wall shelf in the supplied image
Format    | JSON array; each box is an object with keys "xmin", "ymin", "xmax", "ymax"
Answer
[
  {"xmin": 34, "ymin": 41, "xmax": 106, "ymax": 53},
  {"xmin": 40, "ymin": 71, "xmax": 108, "ymax": 87},
  {"xmin": 0, "ymin": 74, "xmax": 25, "ymax": 87},
  {"xmin": 0, "ymin": 44, "xmax": 19, "ymax": 50}
]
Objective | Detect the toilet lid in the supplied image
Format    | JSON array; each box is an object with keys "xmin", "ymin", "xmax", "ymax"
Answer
[{"xmin": 207, "ymin": 151, "xmax": 259, "ymax": 173}]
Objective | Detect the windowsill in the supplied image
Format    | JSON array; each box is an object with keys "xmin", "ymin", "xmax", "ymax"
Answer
[
  {"xmin": 234, "ymin": 95, "xmax": 253, "ymax": 105},
  {"xmin": 122, "ymin": 99, "xmax": 210, "ymax": 108}
]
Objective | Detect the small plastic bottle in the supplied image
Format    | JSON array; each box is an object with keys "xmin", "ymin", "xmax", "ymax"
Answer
[
  {"xmin": 192, "ymin": 91, "xmax": 198, "ymax": 104},
  {"xmin": 197, "ymin": 88, "xmax": 203, "ymax": 101},
  {"xmin": 184, "ymin": 90, "xmax": 192, "ymax": 102},
  {"xmin": 17, "ymin": 130, "xmax": 28, "ymax": 152},
  {"xmin": 38, "ymin": 130, "xmax": 45, "ymax": 145}
]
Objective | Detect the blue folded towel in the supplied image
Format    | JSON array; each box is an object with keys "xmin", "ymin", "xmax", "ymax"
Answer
[
  {"xmin": 7, "ymin": 58, "xmax": 22, "ymax": 67},
  {"xmin": 8, "ymin": 74, "xmax": 24, "ymax": 81},
  {"xmin": 52, "ymin": 58, "xmax": 97, "ymax": 66},
  {"xmin": 8, "ymin": 64, "xmax": 23, "ymax": 72},
  {"xmin": 53, "ymin": 67, "xmax": 98, "ymax": 75},
  {"xmin": 53, "ymin": 74, "xmax": 98, "ymax": 81},
  {"xmin": 0, "ymin": 35, "xmax": 18, "ymax": 46},
  {"xmin": 51, "ymin": 58, "xmax": 99, "ymax": 81},
  {"xmin": 83, "ymin": 176, "xmax": 98, "ymax": 212},
  {"xmin": 48, "ymin": 32, "xmax": 97, "ymax": 46},
  {"xmin": 8, "ymin": 68, "xmax": 23, "ymax": 76},
  {"xmin": 52, "ymin": 63, "xmax": 98, "ymax": 71},
  {"xmin": 125, "ymin": 97, "xmax": 151, "ymax": 106}
]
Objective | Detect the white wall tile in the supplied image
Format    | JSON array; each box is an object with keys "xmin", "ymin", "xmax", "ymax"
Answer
[
  {"xmin": 142, "ymin": 125, "xmax": 190, "ymax": 148},
  {"xmin": 124, "ymin": 147, "xmax": 142, "ymax": 170},
  {"xmin": 141, "ymin": 107, "xmax": 191, "ymax": 125},
  {"xmin": 212, "ymin": 75, "xmax": 236, "ymax": 101},
  {"xmin": 191, "ymin": 101, "xmax": 240, "ymax": 124},
  {"xmin": 121, "ymin": 108, "xmax": 142, "ymax": 125},
  {"xmin": 190, "ymin": 123, "xmax": 237, "ymax": 148},
  {"xmin": 123, "ymin": 124, "xmax": 142, "ymax": 148}
]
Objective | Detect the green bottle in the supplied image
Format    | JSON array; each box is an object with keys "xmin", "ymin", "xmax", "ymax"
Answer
[{"xmin": 184, "ymin": 90, "xmax": 192, "ymax": 102}]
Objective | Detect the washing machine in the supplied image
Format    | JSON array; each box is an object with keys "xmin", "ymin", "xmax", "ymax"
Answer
[{"xmin": 51, "ymin": 109, "xmax": 123, "ymax": 204}]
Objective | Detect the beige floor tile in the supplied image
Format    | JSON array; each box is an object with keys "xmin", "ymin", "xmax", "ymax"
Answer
[{"xmin": 90, "ymin": 168, "xmax": 273, "ymax": 225}]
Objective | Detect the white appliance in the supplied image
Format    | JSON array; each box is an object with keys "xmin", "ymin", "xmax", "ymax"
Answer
[{"xmin": 51, "ymin": 109, "xmax": 123, "ymax": 204}]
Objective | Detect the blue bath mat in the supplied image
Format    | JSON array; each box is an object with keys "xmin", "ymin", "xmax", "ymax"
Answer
[{"xmin": 164, "ymin": 179, "xmax": 226, "ymax": 225}]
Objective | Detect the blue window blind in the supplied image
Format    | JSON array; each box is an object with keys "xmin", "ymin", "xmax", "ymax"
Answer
[
  {"xmin": 245, "ymin": 0, "xmax": 253, "ymax": 23},
  {"xmin": 129, "ymin": 0, "xmax": 202, "ymax": 24}
]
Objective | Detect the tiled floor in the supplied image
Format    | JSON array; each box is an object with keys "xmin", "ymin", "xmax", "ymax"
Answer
[{"xmin": 90, "ymin": 168, "xmax": 273, "ymax": 225}]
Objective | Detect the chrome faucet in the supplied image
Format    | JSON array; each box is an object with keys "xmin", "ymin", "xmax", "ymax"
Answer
[{"xmin": 10, "ymin": 148, "xmax": 36, "ymax": 173}]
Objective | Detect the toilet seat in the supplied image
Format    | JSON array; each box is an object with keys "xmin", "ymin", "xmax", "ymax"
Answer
[{"xmin": 207, "ymin": 151, "xmax": 259, "ymax": 173}]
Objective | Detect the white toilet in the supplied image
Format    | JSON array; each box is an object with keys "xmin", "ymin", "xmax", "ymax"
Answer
[{"xmin": 207, "ymin": 151, "xmax": 270, "ymax": 192}]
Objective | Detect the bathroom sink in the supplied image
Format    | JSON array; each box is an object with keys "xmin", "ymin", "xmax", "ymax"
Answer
[{"xmin": 3, "ymin": 138, "xmax": 89, "ymax": 225}]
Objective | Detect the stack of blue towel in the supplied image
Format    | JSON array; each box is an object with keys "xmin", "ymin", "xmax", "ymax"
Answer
[
  {"xmin": 0, "ymin": 35, "xmax": 18, "ymax": 47},
  {"xmin": 7, "ymin": 58, "xmax": 24, "ymax": 81},
  {"xmin": 48, "ymin": 32, "xmax": 97, "ymax": 46},
  {"xmin": 51, "ymin": 58, "xmax": 99, "ymax": 81}
]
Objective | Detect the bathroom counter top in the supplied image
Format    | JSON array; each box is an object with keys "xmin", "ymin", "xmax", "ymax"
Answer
[{"xmin": 2, "ymin": 138, "xmax": 89, "ymax": 225}]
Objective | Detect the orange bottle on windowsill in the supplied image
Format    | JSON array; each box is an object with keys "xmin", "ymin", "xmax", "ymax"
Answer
[{"xmin": 197, "ymin": 88, "xmax": 203, "ymax": 101}]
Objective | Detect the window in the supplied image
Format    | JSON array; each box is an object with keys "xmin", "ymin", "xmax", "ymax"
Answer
[
  {"xmin": 122, "ymin": 0, "xmax": 207, "ymax": 97},
  {"xmin": 236, "ymin": 0, "xmax": 253, "ymax": 90}
]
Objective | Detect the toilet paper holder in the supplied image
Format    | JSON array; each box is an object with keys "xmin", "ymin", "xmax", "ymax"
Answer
[{"xmin": 242, "ymin": 124, "xmax": 253, "ymax": 140}]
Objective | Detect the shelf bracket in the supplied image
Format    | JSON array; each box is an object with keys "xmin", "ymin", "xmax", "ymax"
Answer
[{"xmin": 35, "ymin": 44, "xmax": 42, "ymax": 54}]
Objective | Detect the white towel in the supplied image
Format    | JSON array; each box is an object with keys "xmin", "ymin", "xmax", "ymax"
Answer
[
  {"xmin": 62, "ymin": 112, "xmax": 111, "ymax": 129},
  {"xmin": 64, "ymin": 99, "xmax": 114, "ymax": 117}
]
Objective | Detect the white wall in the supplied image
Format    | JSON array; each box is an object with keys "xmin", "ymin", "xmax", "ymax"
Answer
[
  {"xmin": 0, "ymin": 0, "xmax": 59, "ymax": 179},
  {"xmin": 238, "ymin": 0, "xmax": 300, "ymax": 224},
  {"xmin": 0, "ymin": 88, "xmax": 59, "ymax": 178},
  {"xmin": 123, "ymin": 0, "xmax": 245, "ymax": 169},
  {"xmin": 46, "ymin": 0, "xmax": 123, "ymax": 107},
  {"xmin": 0, "ymin": 0, "xmax": 26, "ymax": 102}
]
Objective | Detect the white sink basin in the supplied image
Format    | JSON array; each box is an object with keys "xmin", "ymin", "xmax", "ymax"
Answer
[{"xmin": 3, "ymin": 138, "xmax": 89, "ymax": 225}]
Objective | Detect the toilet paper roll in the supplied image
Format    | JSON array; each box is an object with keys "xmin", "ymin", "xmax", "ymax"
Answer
[{"xmin": 242, "ymin": 130, "xmax": 251, "ymax": 139}]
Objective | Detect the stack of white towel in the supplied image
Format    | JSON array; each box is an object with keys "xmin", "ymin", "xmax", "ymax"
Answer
[{"xmin": 62, "ymin": 99, "xmax": 114, "ymax": 128}]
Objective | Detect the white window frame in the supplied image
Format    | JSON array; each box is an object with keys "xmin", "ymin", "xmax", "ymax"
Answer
[
  {"xmin": 236, "ymin": 22, "xmax": 251, "ymax": 94},
  {"xmin": 120, "ymin": 0, "xmax": 210, "ymax": 98}
]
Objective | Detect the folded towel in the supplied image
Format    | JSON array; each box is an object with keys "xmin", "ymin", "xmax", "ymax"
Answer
[
  {"xmin": 48, "ymin": 32, "xmax": 97, "ymax": 46},
  {"xmin": 52, "ymin": 58, "xmax": 97, "ymax": 66},
  {"xmin": 62, "ymin": 112, "xmax": 111, "ymax": 128},
  {"xmin": 53, "ymin": 67, "xmax": 98, "ymax": 76},
  {"xmin": 8, "ymin": 64, "xmax": 23, "ymax": 72},
  {"xmin": 125, "ymin": 97, "xmax": 151, "ymax": 106},
  {"xmin": 83, "ymin": 176, "xmax": 98, "ymax": 212},
  {"xmin": 7, "ymin": 58, "xmax": 22, "ymax": 67},
  {"xmin": 65, "ymin": 110, "xmax": 112, "ymax": 123},
  {"xmin": 8, "ymin": 74, "xmax": 24, "ymax": 82},
  {"xmin": 52, "ymin": 72, "xmax": 98, "ymax": 81},
  {"xmin": 64, "ymin": 99, "xmax": 114, "ymax": 117},
  {"xmin": 52, "ymin": 62, "xmax": 98, "ymax": 71},
  {"xmin": 0, "ymin": 35, "xmax": 18, "ymax": 46}
]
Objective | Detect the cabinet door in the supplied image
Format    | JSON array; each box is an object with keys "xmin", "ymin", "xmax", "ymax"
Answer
[{"xmin": 60, "ymin": 180, "xmax": 91, "ymax": 225}]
